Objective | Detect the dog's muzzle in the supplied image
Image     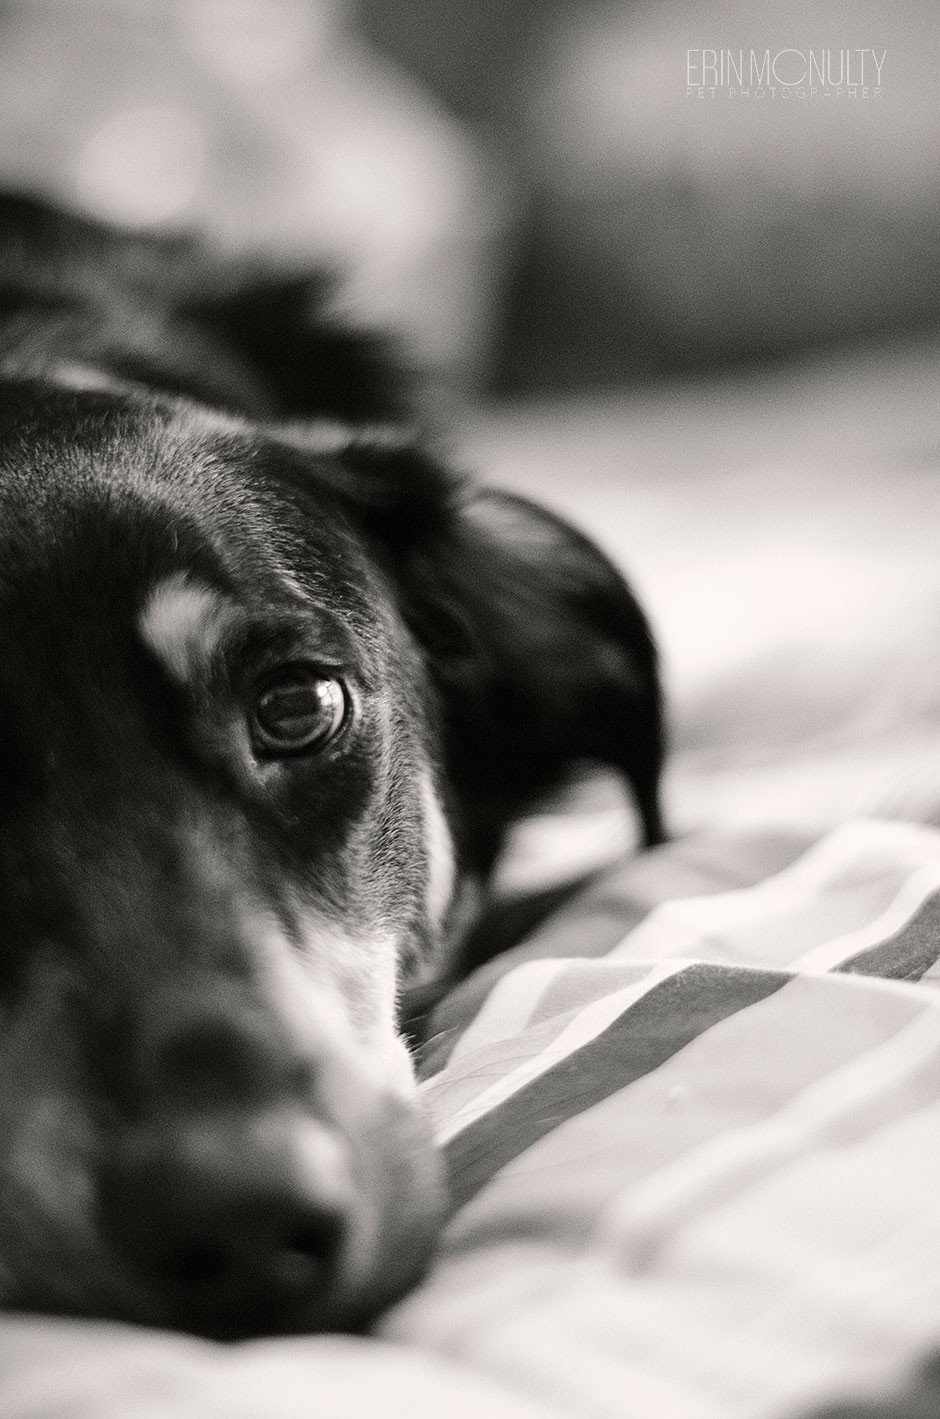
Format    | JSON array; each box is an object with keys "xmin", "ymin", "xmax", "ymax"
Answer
[{"xmin": 80, "ymin": 978, "xmax": 443, "ymax": 1338}]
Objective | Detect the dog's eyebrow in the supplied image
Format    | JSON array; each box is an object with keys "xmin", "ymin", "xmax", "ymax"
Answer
[{"xmin": 138, "ymin": 574, "xmax": 236, "ymax": 685}]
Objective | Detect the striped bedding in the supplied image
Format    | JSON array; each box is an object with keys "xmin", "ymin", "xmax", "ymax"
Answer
[
  {"xmin": 380, "ymin": 818, "xmax": 940, "ymax": 1419},
  {"xmin": 5, "ymin": 815, "xmax": 940, "ymax": 1419}
]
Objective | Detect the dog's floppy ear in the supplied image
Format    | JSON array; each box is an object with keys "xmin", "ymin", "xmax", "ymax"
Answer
[{"xmin": 319, "ymin": 438, "xmax": 666, "ymax": 876}]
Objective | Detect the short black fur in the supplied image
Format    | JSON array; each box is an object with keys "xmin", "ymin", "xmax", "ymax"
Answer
[{"xmin": 0, "ymin": 190, "xmax": 665, "ymax": 1340}]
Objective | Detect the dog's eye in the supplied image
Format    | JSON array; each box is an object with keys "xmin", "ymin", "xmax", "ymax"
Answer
[{"xmin": 252, "ymin": 668, "xmax": 348, "ymax": 755}]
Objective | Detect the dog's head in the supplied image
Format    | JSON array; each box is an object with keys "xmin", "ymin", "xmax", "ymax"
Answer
[{"xmin": 0, "ymin": 195, "xmax": 664, "ymax": 1338}]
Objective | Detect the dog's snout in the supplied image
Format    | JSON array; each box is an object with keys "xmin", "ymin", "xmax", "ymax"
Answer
[
  {"xmin": 95, "ymin": 990, "xmax": 363, "ymax": 1335},
  {"xmin": 99, "ymin": 1104, "xmax": 354, "ymax": 1336},
  {"xmin": 134, "ymin": 993, "xmax": 316, "ymax": 1114}
]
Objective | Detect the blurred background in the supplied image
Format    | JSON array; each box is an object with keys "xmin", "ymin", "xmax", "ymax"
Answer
[
  {"xmin": 3, "ymin": 0, "xmax": 940, "ymax": 851},
  {"xmin": 1, "ymin": 0, "xmax": 936, "ymax": 395}
]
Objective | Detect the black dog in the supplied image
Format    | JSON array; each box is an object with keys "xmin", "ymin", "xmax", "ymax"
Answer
[{"xmin": 0, "ymin": 194, "xmax": 664, "ymax": 1340}]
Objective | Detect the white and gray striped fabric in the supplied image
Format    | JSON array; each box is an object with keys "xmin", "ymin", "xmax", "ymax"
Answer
[{"xmin": 382, "ymin": 819, "xmax": 940, "ymax": 1419}]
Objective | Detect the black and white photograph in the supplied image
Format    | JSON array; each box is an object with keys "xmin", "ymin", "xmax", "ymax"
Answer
[{"xmin": 0, "ymin": 4, "xmax": 939, "ymax": 1418}]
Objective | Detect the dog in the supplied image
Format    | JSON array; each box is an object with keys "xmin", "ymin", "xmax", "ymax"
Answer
[{"xmin": 0, "ymin": 193, "xmax": 664, "ymax": 1341}]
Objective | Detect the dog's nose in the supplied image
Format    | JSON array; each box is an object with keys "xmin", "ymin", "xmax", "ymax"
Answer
[
  {"xmin": 97, "ymin": 996, "xmax": 358, "ymax": 1335},
  {"xmin": 99, "ymin": 1105, "xmax": 353, "ymax": 1336}
]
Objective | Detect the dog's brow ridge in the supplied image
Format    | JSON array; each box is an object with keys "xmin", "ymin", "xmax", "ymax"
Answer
[{"xmin": 138, "ymin": 574, "xmax": 235, "ymax": 685}]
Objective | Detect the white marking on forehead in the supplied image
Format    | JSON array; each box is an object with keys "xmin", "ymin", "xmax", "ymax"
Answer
[
  {"xmin": 138, "ymin": 573, "xmax": 234, "ymax": 685},
  {"xmin": 421, "ymin": 773, "xmax": 455, "ymax": 932}
]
